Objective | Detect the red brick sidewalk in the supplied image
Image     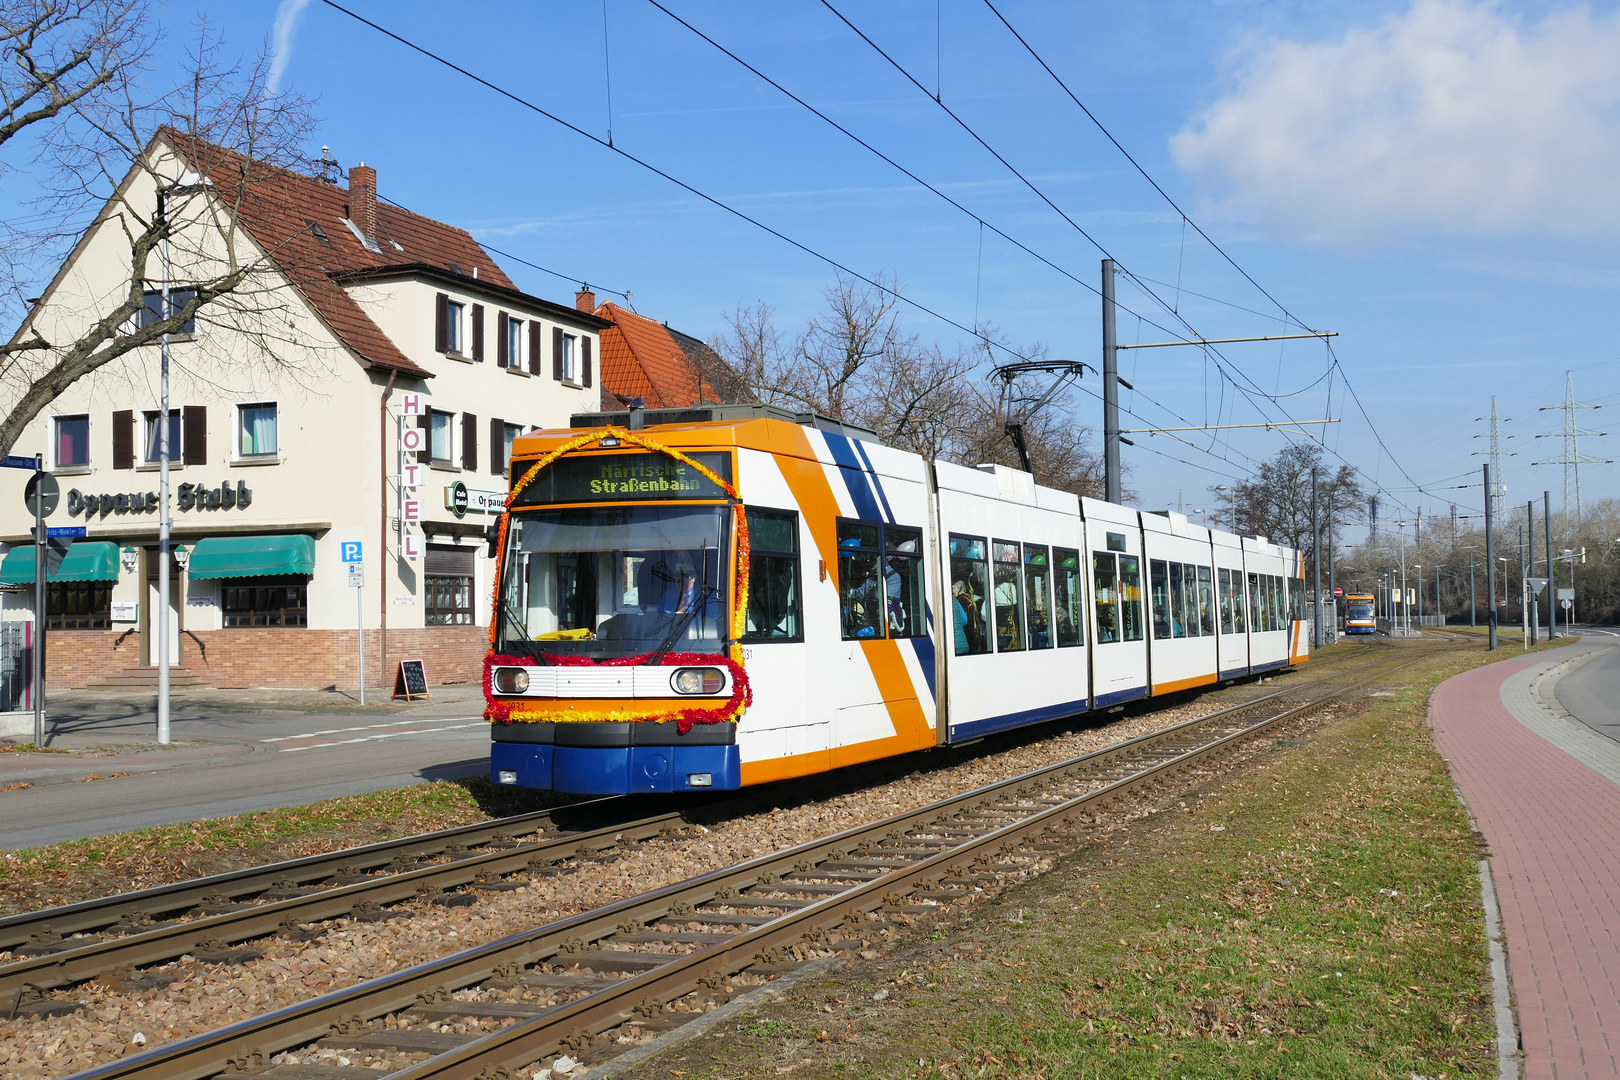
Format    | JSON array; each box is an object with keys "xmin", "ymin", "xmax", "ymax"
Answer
[{"xmin": 1431, "ymin": 654, "xmax": 1620, "ymax": 1080}]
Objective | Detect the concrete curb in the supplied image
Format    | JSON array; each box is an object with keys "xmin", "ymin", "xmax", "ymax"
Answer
[
  {"xmin": 1477, "ymin": 859, "xmax": 1522, "ymax": 1080},
  {"xmin": 576, "ymin": 956, "xmax": 840, "ymax": 1079}
]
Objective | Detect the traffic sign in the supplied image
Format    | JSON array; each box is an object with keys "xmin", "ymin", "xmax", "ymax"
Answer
[
  {"xmin": 23, "ymin": 471, "xmax": 58, "ymax": 518},
  {"xmin": 348, "ymin": 563, "xmax": 365, "ymax": 588},
  {"xmin": 1, "ymin": 455, "xmax": 37, "ymax": 470},
  {"xmin": 1561, "ymin": 598, "xmax": 1573, "ymax": 610},
  {"xmin": 1528, "ymin": 577, "xmax": 1548, "ymax": 596},
  {"xmin": 1557, "ymin": 588, "xmax": 1574, "ymax": 601},
  {"xmin": 341, "ymin": 540, "xmax": 363, "ymax": 563},
  {"xmin": 46, "ymin": 526, "xmax": 86, "ymax": 538},
  {"xmin": 1333, "ymin": 587, "xmax": 1344, "ymax": 598}
]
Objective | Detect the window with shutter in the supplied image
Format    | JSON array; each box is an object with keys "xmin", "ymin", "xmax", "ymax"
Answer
[
  {"xmin": 496, "ymin": 312, "xmax": 509, "ymax": 366},
  {"xmin": 488, "ymin": 416, "xmax": 503, "ymax": 475},
  {"xmin": 552, "ymin": 326, "xmax": 564, "ymax": 381},
  {"xmin": 461, "ymin": 412, "xmax": 477, "ymax": 470},
  {"xmin": 471, "ymin": 304, "xmax": 484, "ymax": 361},
  {"xmin": 529, "ymin": 321, "xmax": 542, "ymax": 376},
  {"xmin": 112, "ymin": 410, "xmax": 134, "ymax": 470},
  {"xmin": 435, "ymin": 293, "xmax": 449, "ymax": 353},
  {"xmin": 182, "ymin": 406, "xmax": 207, "ymax": 465},
  {"xmin": 581, "ymin": 336, "xmax": 593, "ymax": 388}
]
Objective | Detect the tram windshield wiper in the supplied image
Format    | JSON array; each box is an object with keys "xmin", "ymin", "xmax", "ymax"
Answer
[{"xmin": 647, "ymin": 585, "xmax": 722, "ymax": 665}]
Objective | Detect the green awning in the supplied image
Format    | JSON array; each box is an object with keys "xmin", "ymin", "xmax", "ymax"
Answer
[
  {"xmin": 186, "ymin": 534, "xmax": 315, "ymax": 579},
  {"xmin": 0, "ymin": 541, "xmax": 120, "ymax": 584}
]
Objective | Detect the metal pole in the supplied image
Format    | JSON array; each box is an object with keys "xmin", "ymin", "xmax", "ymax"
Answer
[
  {"xmin": 1327, "ymin": 517, "xmax": 1336, "ymax": 642},
  {"xmin": 357, "ymin": 577, "xmax": 365, "ymax": 706},
  {"xmin": 1544, "ymin": 490, "xmax": 1555, "ymax": 641},
  {"xmin": 1101, "ymin": 258, "xmax": 1121, "ymax": 504},
  {"xmin": 1525, "ymin": 504, "xmax": 1535, "ymax": 647},
  {"xmin": 1484, "ymin": 465, "xmax": 1497, "ymax": 650},
  {"xmin": 32, "ymin": 453, "xmax": 44, "ymax": 745},
  {"xmin": 1436, "ymin": 564, "xmax": 1442, "ymax": 626},
  {"xmin": 157, "ymin": 190, "xmax": 172, "ymax": 746},
  {"xmin": 1400, "ymin": 527, "xmax": 1408, "ymax": 636},
  {"xmin": 1311, "ymin": 469, "xmax": 1321, "ymax": 649}
]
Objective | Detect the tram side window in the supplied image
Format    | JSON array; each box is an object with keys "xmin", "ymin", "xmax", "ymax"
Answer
[
  {"xmin": 1289, "ymin": 577, "xmax": 1304, "ymax": 623},
  {"xmin": 949, "ymin": 535, "xmax": 990, "ymax": 656},
  {"xmin": 1230, "ymin": 570, "xmax": 1246, "ymax": 634},
  {"xmin": 1150, "ymin": 560, "xmax": 1170, "ymax": 640},
  {"xmin": 1198, "ymin": 566, "xmax": 1215, "ymax": 636},
  {"xmin": 1269, "ymin": 576, "xmax": 1283, "ymax": 631},
  {"xmin": 837, "ymin": 521, "xmax": 883, "ymax": 640},
  {"xmin": 1094, "ymin": 552, "xmax": 1119, "ymax": 643},
  {"xmin": 1217, "ymin": 568, "xmax": 1235, "ymax": 634},
  {"xmin": 1023, "ymin": 545, "xmax": 1052, "ymax": 648},
  {"xmin": 1248, "ymin": 573, "xmax": 1262, "ymax": 633},
  {"xmin": 743, "ymin": 508, "xmax": 801, "ymax": 642},
  {"xmin": 1168, "ymin": 562, "xmax": 1187, "ymax": 638},
  {"xmin": 1054, "ymin": 547, "xmax": 1083, "ymax": 647},
  {"xmin": 1120, "ymin": 555, "xmax": 1144, "ymax": 641},
  {"xmin": 992, "ymin": 540, "xmax": 1024, "ymax": 652},
  {"xmin": 885, "ymin": 526, "xmax": 926, "ymax": 639}
]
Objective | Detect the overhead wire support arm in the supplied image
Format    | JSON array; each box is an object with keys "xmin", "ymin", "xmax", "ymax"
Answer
[
  {"xmin": 1115, "ymin": 331, "xmax": 1338, "ymax": 351},
  {"xmin": 1117, "ymin": 419, "xmax": 1340, "ymax": 434}
]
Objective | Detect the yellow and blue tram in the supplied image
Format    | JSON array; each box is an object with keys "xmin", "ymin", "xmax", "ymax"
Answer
[{"xmin": 485, "ymin": 405, "xmax": 1309, "ymax": 795}]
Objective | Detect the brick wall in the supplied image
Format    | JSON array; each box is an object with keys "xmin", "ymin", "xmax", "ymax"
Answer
[{"xmin": 43, "ymin": 625, "xmax": 487, "ymax": 690}]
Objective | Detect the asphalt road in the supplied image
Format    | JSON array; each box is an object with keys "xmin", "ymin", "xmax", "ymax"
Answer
[
  {"xmin": 1555, "ymin": 628, "xmax": 1620, "ymax": 744},
  {"xmin": 0, "ymin": 698, "xmax": 491, "ymax": 850}
]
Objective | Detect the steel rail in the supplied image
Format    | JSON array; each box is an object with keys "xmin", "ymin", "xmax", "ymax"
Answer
[
  {"xmin": 67, "ymin": 648, "xmax": 1428, "ymax": 1080},
  {"xmin": 0, "ymin": 804, "xmax": 619, "ymax": 951},
  {"xmin": 2, "ymin": 641, "xmax": 1391, "ymax": 1000}
]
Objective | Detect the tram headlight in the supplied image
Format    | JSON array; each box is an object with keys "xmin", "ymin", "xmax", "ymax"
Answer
[
  {"xmin": 493, "ymin": 667, "xmax": 530, "ymax": 695},
  {"xmin": 670, "ymin": 667, "xmax": 726, "ymax": 695}
]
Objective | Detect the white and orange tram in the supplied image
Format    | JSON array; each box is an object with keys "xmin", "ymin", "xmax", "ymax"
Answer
[{"xmin": 485, "ymin": 405, "xmax": 1309, "ymax": 795}]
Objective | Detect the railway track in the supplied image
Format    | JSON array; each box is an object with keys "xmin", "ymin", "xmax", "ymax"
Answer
[
  {"xmin": 51, "ymin": 645, "xmax": 1437, "ymax": 1080},
  {"xmin": 0, "ymin": 639, "xmax": 1393, "ymax": 1019}
]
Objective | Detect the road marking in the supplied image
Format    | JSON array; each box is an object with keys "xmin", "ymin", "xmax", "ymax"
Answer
[
  {"xmin": 275, "ymin": 722, "xmax": 487, "ymax": 751},
  {"xmin": 261, "ymin": 716, "xmax": 483, "ymax": 742}
]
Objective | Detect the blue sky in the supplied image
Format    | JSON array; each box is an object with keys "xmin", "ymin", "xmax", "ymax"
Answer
[{"xmin": 54, "ymin": 1, "xmax": 1620, "ymax": 531}]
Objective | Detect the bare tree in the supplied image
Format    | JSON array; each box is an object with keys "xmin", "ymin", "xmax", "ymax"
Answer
[
  {"xmin": 1220, "ymin": 442, "xmax": 1361, "ymax": 559},
  {"xmin": 0, "ymin": 4, "xmax": 323, "ymax": 458},
  {"xmin": 711, "ymin": 279, "xmax": 1105, "ymax": 495},
  {"xmin": 0, "ymin": 0, "xmax": 143, "ymax": 150}
]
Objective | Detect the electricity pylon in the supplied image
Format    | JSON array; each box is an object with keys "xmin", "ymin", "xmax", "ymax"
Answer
[{"xmin": 1535, "ymin": 371, "xmax": 1609, "ymax": 523}]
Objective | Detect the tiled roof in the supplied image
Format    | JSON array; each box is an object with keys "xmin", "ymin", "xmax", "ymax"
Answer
[
  {"xmin": 164, "ymin": 129, "xmax": 516, "ymax": 379},
  {"xmin": 594, "ymin": 302, "xmax": 723, "ymax": 408}
]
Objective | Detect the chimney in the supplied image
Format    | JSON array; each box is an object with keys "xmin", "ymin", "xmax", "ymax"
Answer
[
  {"xmin": 575, "ymin": 286, "xmax": 596, "ymax": 312},
  {"xmin": 349, "ymin": 162, "xmax": 377, "ymax": 246}
]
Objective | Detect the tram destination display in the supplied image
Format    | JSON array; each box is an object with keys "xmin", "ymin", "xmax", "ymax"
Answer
[{"xmin": 511, "ymin": 451, "xmax": 731, "ymax": 506}]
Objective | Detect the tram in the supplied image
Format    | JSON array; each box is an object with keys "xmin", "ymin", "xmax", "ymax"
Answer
[
  {"xmin": 1344, "ymin": 592, "xmax": 1377, "ymax": 634},
  {"xmin": 485, "ymin": 405, "xmax": 1309, "ymax": 795}
]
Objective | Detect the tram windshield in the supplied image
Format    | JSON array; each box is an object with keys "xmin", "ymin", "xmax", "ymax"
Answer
[
  {"xmin": 496, "ymin": 505, "xmax": 731, "ymax": 661},
  {"xmin": 1346, "ymin": 603, "xmax": 1375, "ymax": 621}
]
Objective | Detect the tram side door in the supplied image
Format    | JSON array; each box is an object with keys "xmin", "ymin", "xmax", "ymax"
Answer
[{"xmin": 1086, "ymin": 523, "xmax": 1149, "ymax": 706}]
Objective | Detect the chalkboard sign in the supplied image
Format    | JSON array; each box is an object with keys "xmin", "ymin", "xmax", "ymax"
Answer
[{"xmin": 393, "ymin": 659, "xmax": 429, "ymax": 701}]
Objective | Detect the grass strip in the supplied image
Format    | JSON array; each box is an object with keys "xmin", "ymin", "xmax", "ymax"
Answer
[
  {"xmin": 0, "ymin": 777, "xmax": 563, "ymax": 914},
  {"xmin": 628, "ymin": 641, "xmax": 1526, "ymax": 1079}
]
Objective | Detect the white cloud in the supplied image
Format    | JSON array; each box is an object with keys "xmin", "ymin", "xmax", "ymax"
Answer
[
  {"xmin": 268, "ymin": 0, "xmax": 314, "ymax": 94},
  {"xmin": 1171, "ymin": 1, "xmax": 1620, "ymax": 238}
]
